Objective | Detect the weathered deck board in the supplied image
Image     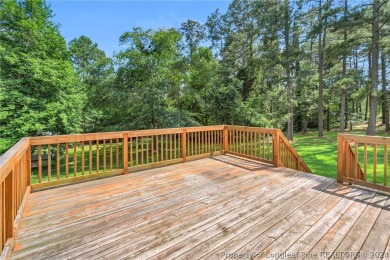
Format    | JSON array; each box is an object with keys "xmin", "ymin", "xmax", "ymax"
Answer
[{"xmin": 10, "ymin": 155, "xmax": 390, "ymax": 260}]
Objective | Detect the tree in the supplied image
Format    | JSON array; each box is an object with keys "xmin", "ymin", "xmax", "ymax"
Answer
[
  {"xmin": 112, "ymin": 28, "xmax": 192, "ymax": 130},
  {"xmin": 366, "ymin": 0, "xmax": 389, "ymax": 135},
  {"xmin": 0, "ymin": 0, "xmax": 81, "ymax": 150},
  {"xmin": 367, "ymin": 0, "xmax": 380, "ymax": 135},
  {"xmin": 179, "ymin": 20, "xmax": 206, "ymax": 56},
  {"xmin": 205, "ymin": 9, "xmax": 225, "ymax": 57},
  {"xmin": 317, "ymin": 0, "xmax": 328, "ymax": 138},
  {"xmin": 68, "ymin": 36, "xmax": 113, "ymax": 132},
  {"xmin": 382, "ymin": 50, "xmax": 389, "ymax": 131}
]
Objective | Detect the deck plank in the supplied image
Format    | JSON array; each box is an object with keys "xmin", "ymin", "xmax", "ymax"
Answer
[
  {"xmin": 94, "ymin": 173, "xmax": 325, "ymax": 259},
  {"xmin": 9, "ymin": 155, "xmax": 390, "ymax": 260},
  {"xmin": 356, "ymin": 197, "xmax": 390, "ymax": 260},
  {"xmin": 281, "ymin": 190, "xmax": 375, "ymax": 260},
  {"xmin": 15, "ymin": 167, "xmax": 271, "ymax": 258},
  {"xmin": 331, "ymin": 193, "xmax": 389, "ymax": 260},
  {"xmin": 159, "ymin": 179, "xmax": 337, "ymax": 260},
  {"xmin": 246, "ymin": 184, "xmax": 354, "ymax": 260}
]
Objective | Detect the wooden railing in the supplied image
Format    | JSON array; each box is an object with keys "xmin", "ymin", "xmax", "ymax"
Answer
[
  {"xmin": 278, "ymin": 132, "xmax": 312, "ymax": 173},
  {"xmin": 0, "ymin": 125, "xmax": 310, "ymax": 256},
  {"xmin": 337, "ymin": 134, "xmax": 389, "ymax": 193},
  {"xmin": 0, "ymin": 138, "xmax": 31, "ymax": 258},
  {"xmin": 28, "ymin": 126, "xmax": 225, "ymax": 190},
  {"xmin": 224, "ymin": 126, "xmax": 311, "ymax": 173}
]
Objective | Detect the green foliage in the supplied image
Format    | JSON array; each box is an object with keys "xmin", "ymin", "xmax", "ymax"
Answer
[
  {"xmin": 1, "ymin": 0, "xmax": 390, "ymax": 158},
  {"xmin": 0, "ymin": 0, "xmax": 81, "ymax": 151},
  {"xmin": 68, "ymin": 35, "xmax": 114, "ymax": 132}
]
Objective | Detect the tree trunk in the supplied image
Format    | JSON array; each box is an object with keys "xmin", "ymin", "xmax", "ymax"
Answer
[
  {"xmin": 326, "ymin": 106, "xmax": 330, "ymax": 131},
  {"xmin": 366, "ymin": 0, "xmax": 379, "ymax": 135},
  {"xmin": 365, "ymin": 93, "xmax": 369, "ymax": 121},
  {"xmin": 382, "ymin": 51, "xmax": 390, "ymax": 131},
  {"xmin": 345, "ymin": 98, "xmax": 348, "ymax": 129},
  {"xmin": 302, "ymin": 115, "xmax": 308, "ymax": 134},
  {"xmin": 284, "ymin": 0, "xmax": 293, "ymax": 141},
  {"xmin": 318, "ymin": 0, "xmax": 325, "ymax": 138},
  {"xmin": 339, "ymin": 0, "xmax": 347, "ymax": 133}
]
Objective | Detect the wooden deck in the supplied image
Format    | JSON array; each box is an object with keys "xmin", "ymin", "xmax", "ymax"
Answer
[{"xmin": 10, "ymin": 155, "xmax": 390, "ymax": 260}]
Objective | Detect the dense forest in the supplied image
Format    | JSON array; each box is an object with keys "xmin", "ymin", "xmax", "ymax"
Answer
[{"xmin": 0, "ymin": 0, "xmax": 389, "ymax": 153}]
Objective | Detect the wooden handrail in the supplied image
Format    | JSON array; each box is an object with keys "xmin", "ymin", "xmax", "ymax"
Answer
[
  {"xmin": 0, "ymin": 125, "xmax": 314, "ymax": 255},
  {"xmin": 0, "ymin": 138, "xmax": 31, "ymax": 257},
  {"xmin": 277, "ymin": 130, "xmax": 312, "ymax": 173},
  {"xmin": 223, "ymin": 126, "xmax": 311, "ymax": 173},
  {"xmin": 337, "ymin": 133, "xmax": 389, "ymax": 193}
]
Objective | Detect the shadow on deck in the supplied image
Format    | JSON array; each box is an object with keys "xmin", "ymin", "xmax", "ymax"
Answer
[{"xmin": 10, "ymin": 155, "xmax": 390, "ymax": 260}]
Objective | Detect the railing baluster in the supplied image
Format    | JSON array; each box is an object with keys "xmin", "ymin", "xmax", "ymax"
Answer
[
  {"xmin": 195, "ymin": 132, "xmax": 197, "ymax": 156},
  {"xmin": 96, "ymin": 141, "xmax": 99, "ymax": 174},
  {"xmin": 116, "ymin": 138, "xmax": 119, "ymax": 168},
  {"xmin": 197, "ymin": 131, "xmax": 200, "ymax": 155},
  {"xmin": 174, "ymin": 134, "xmax": 177, "ymax": 159},
  {"xmin": 56, "ymin": 144, "xmax": 60, "ymax": 180},
  {"xmin": 160, "ymin": 135, "xmax": 163, "ymax": 162},
  {"xmin": 129, "ymin": 137, "xmax": 133, "ymax": 167},
  {"xmin": 170, "ymin": 134, "xmax": 172, "ymax": 160},
  {"xmin": 189, "ymin": 132, "xmax": 192, "ymax": 156},
  {"xmin": 38, "ymin": 145, "xmax": 42, "ymax": 183},
  {"xmin": 65, "ymin": 143, "xmax": 69, "ymax": 178},
  {"xmin": 141, "ymin": 136, "xmax": 144, "ymax": 165},
  {"xmin": 146, "ymin": 136, "xmax": 149, "ymax": 164},
  {"xmin": 109, "ymin": 139, "xmax": 113, "ymax": 171},
  {"xmin": 136, "ymin": 137, "xmax": 139, "ymax": 166},
  {"xmin": 354, "ymin": 142, "xmax": 359, "ymax": 180},
  {"xmin": 178, "ymin": 133, "xmax": 181, "ymax": 158},
  {"xmin": 165, "ymin": 135, "xmax": 168, "ymax": 160},
  {"xmin": 363, "ymin": 143, "xmax": 367, "ymax": 181},
  {"xmin": 47, "ymin": 144, "xmax": 51, "ymax": 182},
  {"xmin": 207, "ymin": 131, "xmax": 210, "ymax": 153},
  {"xmin": 156, "ymin": 135, "xmax": 159, "ymax": 162},
  {"xmin": 152, "ymin": 136, "xmax": 155, "ymax": 162},
  {"xmin": 82, "ymin": 141, "xmax": 85, "ymax": 175},
  {"xmin": 74, "ymin": 142, "xmax": 77, "ymax": 177},
  {"xmin": 103, "ymin": 139, "xmax": 106, "ymax": 172},
  {"xmin": 89, "ymin": 141, "xmax": 92, "ymax": 174}
]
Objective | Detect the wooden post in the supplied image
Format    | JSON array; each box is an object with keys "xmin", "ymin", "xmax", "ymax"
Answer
[
  {"xmin": 223, "ymin": 126, "xmax": 228, "ymax": 154},
  {"xmin": 182, "ymin": 129, "xmax": 187, "ymax": 162},
  {"xmin": 337, "ymin": 134, "xmax": 344, "ymax": 183},
  {"xmin": 26, "ymin": 144, "xmax": 31, "ymax": 186},
  {"xmin": 273, "ymin": 130, "xmax": 281, "ymax": 167},
  {"xmin": 123, "ymin": 133, "xmax": 128, "ymax": 175},
  {"xmin": 5, "ymin": 167, "xmax": 15, "ymax": 241}
]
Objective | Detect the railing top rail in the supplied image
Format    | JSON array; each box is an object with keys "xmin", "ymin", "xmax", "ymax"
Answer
[
  {"xmin": 339, "ymin": 133, "xmax": 390, "ymax": 145},
  {"xmin": 30, "ymin": 125, "xmax": 226, "ymax": 145},
  {"xmin": 225, "ymin": 125, "xmax": 279, "ymax": 134},
  {"xmin": 0, "ymin": 137, "xmax": 29, "ymax": 182}
]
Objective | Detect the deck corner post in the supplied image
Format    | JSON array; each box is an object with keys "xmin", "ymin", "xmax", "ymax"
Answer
[
  {"xmin": 123, "ymin": 133, "xmax": 129, "ymax": 175},
  {"xmin": 223, "ymin": 126, "xmax": 228, "ymax": 154},
  {"xmin": 337, "ymin": 134, "xmax": 344, "ymax": 183},
  {"xmin": 5, "ymin": 162, "xmax": 15, "ymax": 241},
  {"xmin": 182, "ymin": 129, "xmax": 187, "ymax": 162},
  {"xmin": 273, "ymin": 130, "xmax": 281, "ymax": 167},
  {"xmin": 26, "ymin": 140, "xmax": 31, "ymax": 187}
]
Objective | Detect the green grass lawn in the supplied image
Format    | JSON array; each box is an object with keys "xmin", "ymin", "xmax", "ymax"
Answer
[{"xmin": 292, "ymin": 124, "xmax": 390, "ymax": 180}]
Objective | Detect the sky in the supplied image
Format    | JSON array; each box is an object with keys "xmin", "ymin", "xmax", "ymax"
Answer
[{"xmin": 47, "ymin": 1, "xmax": 230, "ymax": 57}]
